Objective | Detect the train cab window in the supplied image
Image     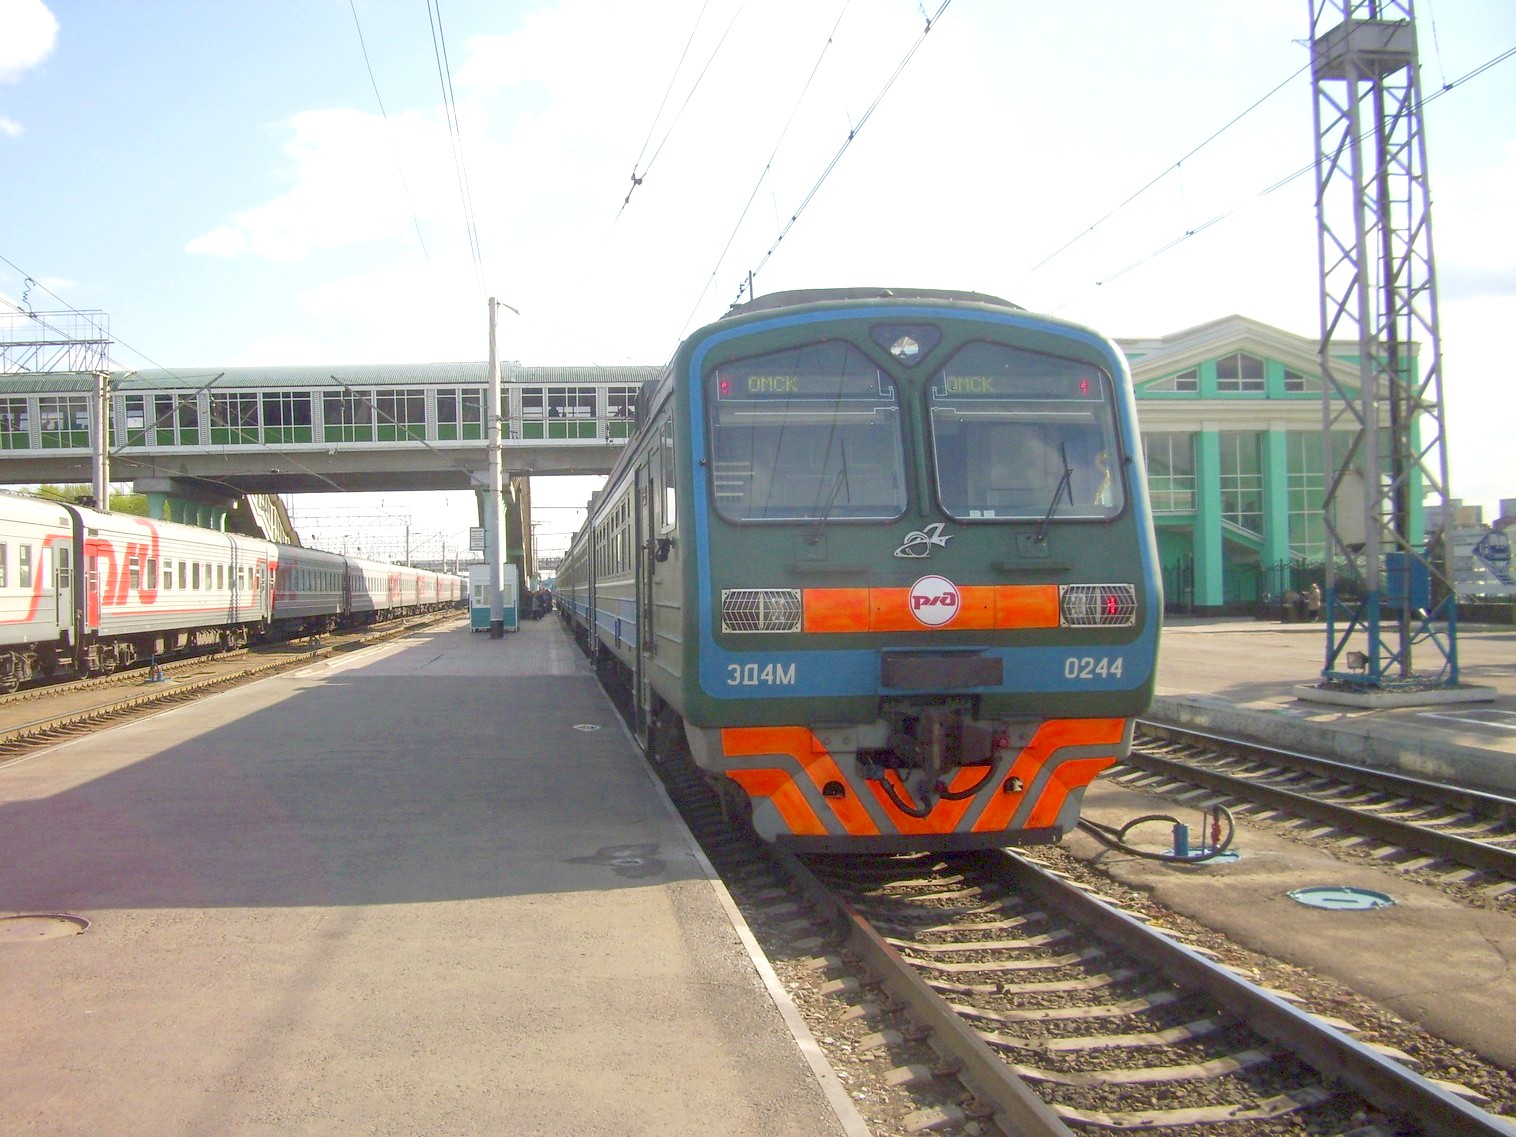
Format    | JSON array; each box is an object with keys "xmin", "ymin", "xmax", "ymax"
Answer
[
  {"xmin": 707, "ymin": 342, "xmax": 906, "ymax": 522},
  {"xmin": 19, "ymin": 544, "xmax": 32, "ymax": 588},
  {"xmin": 928, "ymin": 342, "xmax": 1124, "ymax": 522}
]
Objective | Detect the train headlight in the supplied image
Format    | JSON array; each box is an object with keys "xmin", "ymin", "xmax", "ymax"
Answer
[
  {"xmin": 721, "ymin": 589, "xmax": 803, "ymax": 633},
  {"xmin": 1059, "ymin": 583, "xmax": 1136, "ymax": 627}
]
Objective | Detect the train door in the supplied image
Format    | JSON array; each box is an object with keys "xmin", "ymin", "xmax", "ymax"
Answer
[
  {"xmin": 53, "ymin": 539, "xmax": 73, "ymax": 635},
  {"xmin": 84, "ymin": 539, "xmax": 105, "ymax": 634},
  {"xmin": 635, "ymin": 454, "xmax": 656, "ymax": 741}
]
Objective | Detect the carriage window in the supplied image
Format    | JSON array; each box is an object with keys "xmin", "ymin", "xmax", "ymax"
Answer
[
  {"xmin": 129, "ymin": 556, "xmax": 141, "ymax": 592},
  {"xmin": 929, "ymin": 342, "xmax": 1124, "ymax": 522},
  {"xmin": 19, "ymin": 544, "xmax": 32, "ymax": 588},
  {"xmin": 217, "ymin": 564, "xmax": 225, "ymax": 590},
  {"xmin": 660, "ymin": 420, "xmax": 676, "ymax": 531},
  {"xmin": 193, "ymin": 562, "xmax": 201, "ymax": 590},
  {"xmin": 707, "ymin": 341, "xmax": 906, "ymax": 522},
  {"xmin": 0, "ymin": 543, "xmax": 7, "ymax": 587}
]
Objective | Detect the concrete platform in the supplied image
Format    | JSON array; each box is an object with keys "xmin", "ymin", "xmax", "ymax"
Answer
[
  {"xmin": 0, "ymin": 617, "xmax": 859, "ymax": 1136},
  {"xmin": 1148, "ymin": 618, "xmax": 1516, "ymax": 796},
  {"xmin": 1071, "ymin": 616, "xmax": 1516, "ymax": 1072}
]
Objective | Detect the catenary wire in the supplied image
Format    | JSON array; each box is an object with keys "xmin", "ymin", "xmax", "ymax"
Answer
[
  {"xmin": 426, "ymin": 0, "xmax": 487, "ymax": 297},
  {"xmin": 1045, "ymin": 40, "xmax": 1516, "ymax": 313},
  {"xmin": 731, "ymin": 0, "xmax": 952, "ymax": 306},
  {"xmin": 1027, "ymin": 58, "xmax": 1314, "ymax": 275},
  {"xmin": 620, "ymin": 0, "xmax": 718, "ymax": 211},
  {"xmin": 677, "ymin": 0, "xmax": 853, "ymax": 340},
  {"xmin": 619, "ymin": 0, "xmax": 749, "ymax": 214},
  {"xmin": 348, "ymin": 0, "xmax": 430, "ymax": 261}
]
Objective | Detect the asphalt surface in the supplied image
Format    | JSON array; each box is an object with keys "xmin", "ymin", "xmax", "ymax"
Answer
[{"xmin": 0, "ymin": 616, "xmax": 855, "ymax": 1137}]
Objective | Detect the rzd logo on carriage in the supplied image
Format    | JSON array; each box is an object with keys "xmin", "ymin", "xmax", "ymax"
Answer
[{"xmin": 909, "ymin": 575, "xmax": 960, "ymax": 627}]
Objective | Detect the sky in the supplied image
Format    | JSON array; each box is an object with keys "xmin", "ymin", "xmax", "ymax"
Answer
[{"xmin": 2, "ymin": 0, "xmax": 1514, "ymax": 564}]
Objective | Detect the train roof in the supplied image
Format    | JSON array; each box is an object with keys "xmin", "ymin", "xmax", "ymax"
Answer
[{"xmin": 723, "ymin": 287, "xmax": 1023, "ymax": 318}]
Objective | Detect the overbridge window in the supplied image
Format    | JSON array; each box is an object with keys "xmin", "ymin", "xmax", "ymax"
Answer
[
  {"xmin": 323, "ymin": 391, "xmax": 373, "ymax": 443},
  {"xmin": 437, "ymin": 388, "xmax": 484, "ymax": 441},
  {"xmin": 148, "ymin": 393, "xmax": 200, "ymax": 445},
  {"xmin": 38, "ymin": 395, "xmax": 90, "ymax": 448},
  {"xmin": 375, "ymin": 388, "xmax": 425, "ymax": 441},
  {"xmin": 209, "ymin": 392, "xmax": 259, "ymax": 444},
  {"xmin": 262, "ymin": 391, "xmax": 314, "ymax": 443},
  {"xmin": 608, "ymin": 385, "xmax": 639, "ymax": 439},
  {"xmin": 124, "ymin": 395, "xmax": 148, "ymax": 445},
  {"xmin": 0, "ymin": 398, "xmax": 29, "ymax": 449}
]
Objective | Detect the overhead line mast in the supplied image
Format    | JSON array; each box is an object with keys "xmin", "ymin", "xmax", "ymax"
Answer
[{"xmin": 1309, "ymin": 0, "xmax": 1462, "ymax": 693}]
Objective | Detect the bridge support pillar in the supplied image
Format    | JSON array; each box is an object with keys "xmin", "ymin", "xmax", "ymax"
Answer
[{"xmin": 134, "ymin": 477, "xmax": 237, "ymax": 532}]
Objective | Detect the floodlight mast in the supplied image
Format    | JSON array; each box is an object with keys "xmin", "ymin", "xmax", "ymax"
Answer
[{"xmin": 1309, "ymin": 0, "xmax": 1458, "ymax": 688}]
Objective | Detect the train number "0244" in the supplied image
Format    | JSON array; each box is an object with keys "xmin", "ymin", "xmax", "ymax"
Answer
[
  {"xmin": 1065, "ymin": 655, "xmax": 1124, "ymax": 680},
  {"xmin": 726, "ymin": 662, "xmax": 797, "ymax": 686}
]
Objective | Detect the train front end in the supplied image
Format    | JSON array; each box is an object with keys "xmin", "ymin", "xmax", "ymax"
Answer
[{"xmin": 676, "ymin": 291, "xmax": 1160, "ymax": 852}]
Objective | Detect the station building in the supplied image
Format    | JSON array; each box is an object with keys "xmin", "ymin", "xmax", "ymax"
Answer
[{"xmin": 1120, "ymin": 313, "xmax": 1389, "ymax": 613}]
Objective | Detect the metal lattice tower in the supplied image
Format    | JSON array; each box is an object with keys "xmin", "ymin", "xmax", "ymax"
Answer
[
  {"xmin": 0, "ymin": 309, "xmax": 111, "ymax": 373},
  {"xmin": 1310, "ymin": 0, "xmax": 1458, "ymax": 688}
]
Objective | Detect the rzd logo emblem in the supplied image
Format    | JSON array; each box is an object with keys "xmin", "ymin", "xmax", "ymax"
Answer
[{"xmin": 908, "ymin": 575, "xmax": 960, "ymax": 627}]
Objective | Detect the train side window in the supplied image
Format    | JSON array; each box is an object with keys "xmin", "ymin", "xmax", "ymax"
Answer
[
  {"xmin": 19, "ymin": 544, "xmax": 32, "ymax": 588},
  {"xmin": 146, "ymin": 557, "xmax": 158, "ymax": 590},
  {"xmin": 193, "ymin": 562, "xmax": 201, "ymax": 590},
  {"xmin": 179, "ymin": 561, "xmax": 188, "ymax": 590},
  {"xmin": 162, "ymin": 563, "xmax": 172, "ymax": 590},
  {"xmin": 129, "ymin": 556, "xmax": 141, "ymax": 592},
  {"xmin": 0, "ymin": 542, "xmax": 7, "ymax": 587},
  {"xmin": 660, "ymin": 420, "xmax": 676, "ymax": 532},
  {"xmin": 217, "ymin": 564, "xmax": 225, "ymax": 590}
]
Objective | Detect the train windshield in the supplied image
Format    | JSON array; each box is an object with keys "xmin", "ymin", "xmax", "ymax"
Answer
[
  {"xmin": 707, "ymin": 342, "xmax": 907, "ymax": 522},
  {"xmin": 928, "ymin": 342, "xmax": 1124, "ymax": 522}
]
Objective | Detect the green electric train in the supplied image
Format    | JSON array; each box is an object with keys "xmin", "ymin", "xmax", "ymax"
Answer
[{"xmin": 557, "ymin": 288, "xmax": 1160, "ymax": 852}]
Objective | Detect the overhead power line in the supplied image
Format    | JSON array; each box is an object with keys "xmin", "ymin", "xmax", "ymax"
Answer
[
  {"xmin": 731, "ymin": 0, "xmax": 953, "ymax": 306},
  {"xmin": 426, "ymin": 0, "xmax": 487, "ymax": 297},
  {"xmin": 1046, "ymin": 40, "xmax": 1516, "ymax": 312},
  {"xmin": 348, "ymin": 0, "xmax": 430, "ymax": 261}
]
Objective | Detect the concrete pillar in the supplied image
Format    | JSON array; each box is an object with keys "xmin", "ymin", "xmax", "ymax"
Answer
[
  {"xmin": 1262, "ymin": 428, "xmax": 1292, "ymax": 573},
  {"xmin": 1192, "ymin": 429, "xmax": 1224, "ymax": 609}
]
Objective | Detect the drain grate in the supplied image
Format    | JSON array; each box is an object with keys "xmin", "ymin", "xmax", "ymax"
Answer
[{"xmin": 1287, "ymin": 886, "xmax": 1395, "ymax": 911}]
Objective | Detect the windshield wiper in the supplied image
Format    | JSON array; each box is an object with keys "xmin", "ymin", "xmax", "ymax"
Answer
[
  {"xmin": 806, "ymin": 447, "xmax": 852, "ymax": 545},
  {"xmin": 1035, "ymin": 442, "xmax": 1074, "ymax": 543}
]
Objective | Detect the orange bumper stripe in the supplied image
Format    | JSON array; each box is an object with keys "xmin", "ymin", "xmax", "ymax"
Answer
[{"xmin": 802, "ymin": 584, "xmax": 1059, "ymax": 633}]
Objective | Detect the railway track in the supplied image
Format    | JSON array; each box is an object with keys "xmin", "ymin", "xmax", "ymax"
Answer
[
  {"xmin": 645, "ymin": 732, "xmax": 1516, "ymax": 1137},
  {"xmin": 0, "ymin": 612, "xmax": 460, "ymax": 760},
  {"xmin": 1120, "ymin": 722, "xmax": 1516, "ymax": 893}
]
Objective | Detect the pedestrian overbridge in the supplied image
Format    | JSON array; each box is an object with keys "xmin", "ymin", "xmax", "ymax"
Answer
[{"xmin": 0, "ymin": 361, "xmax": 658, "ymax": 493}]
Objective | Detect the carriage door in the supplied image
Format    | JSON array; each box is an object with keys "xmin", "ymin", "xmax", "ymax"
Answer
[
  {"xmin": 54, "ymin": 540, "xmax": 74, "ymax": 636},
  {"xmin": 635, "ymin": 455, "xmax": 657, "ymax": 736},
  {"xmin": 84, "ymin": 540, "xmax": 104, "ymax": 634}
]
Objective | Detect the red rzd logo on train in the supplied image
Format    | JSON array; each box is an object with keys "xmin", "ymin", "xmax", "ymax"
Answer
[{"xmin": 908, "ymin": 575, "xmax": 960, "ymax": 627}]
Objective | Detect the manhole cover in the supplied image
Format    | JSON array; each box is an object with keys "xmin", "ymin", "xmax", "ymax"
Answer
[
  {"xmin": 0, "ymin": 914, "xmax": 90, "ymax": 942},
  {"xmin": 1287, "ymin": 886, "xmax": 1395, "ymax": 911}
]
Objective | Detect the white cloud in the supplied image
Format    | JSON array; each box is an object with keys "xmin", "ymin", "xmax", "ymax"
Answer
[
  {"xmin": 0, "ymin": 0, "xmax": 58, "ymax": 83},
  {"xmin": 186, "ymin": 106, "xmax": 475, "ymax": 262},
  {"xmin": 184, "ymin": 226, "xmax": 248, "ymax": 257},
  {"xmin": 0, "ymin": 115, "xmax": 20, "ymax": 137}
]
